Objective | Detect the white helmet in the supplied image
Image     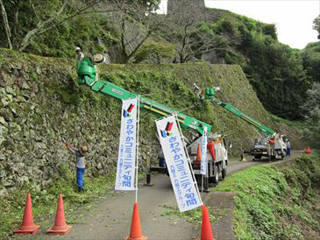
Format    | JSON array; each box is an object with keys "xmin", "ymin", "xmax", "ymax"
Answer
[
  {"xmin": 75, "ymin": 46, "xmax": 81, "ymax": 52},
  {"xmin": 93, "ymin": 53, "xmax": 106, "ymax": 63}
]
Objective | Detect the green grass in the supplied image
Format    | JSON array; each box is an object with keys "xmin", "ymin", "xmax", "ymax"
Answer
[
  {"xmin": 0, "ymin": 164, "xmax": 148, "ymax": 239},
  {"xmin": 0, "ymin": 164, "xmax": 117, "ymax": 239},
  {"xmin": 160, "ymin": 204, "xmax": 221, "ymax": 224},
  {"xmin": 215, "ymin": 154, "xmax": 320, "ymax": 240}
]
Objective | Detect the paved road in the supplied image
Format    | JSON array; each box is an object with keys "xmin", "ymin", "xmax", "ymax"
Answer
[{"xmin": 17, "ymin": 152, "xmax": 302, "ymax": 240}]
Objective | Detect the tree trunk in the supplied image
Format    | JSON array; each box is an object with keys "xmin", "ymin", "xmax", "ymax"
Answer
[
  {"xmin": 12, "ymin": 0, "xmax": 21, "ymax": 44},
  {"xmin": 0, "ymin": 0, "xmax": 13, "ymax": 49},
  {"xmin": 123, "ymin": 30, "xmax": 151, "ymax": 64}
]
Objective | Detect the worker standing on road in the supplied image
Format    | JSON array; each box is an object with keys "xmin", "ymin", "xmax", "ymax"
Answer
[
  {"xmin": 65, "ymin": 143, "xmax": 89, "ymax": 192},
  {"xmin": 286, "ymin": 140, "xmax": 291, "ymax": 156}
]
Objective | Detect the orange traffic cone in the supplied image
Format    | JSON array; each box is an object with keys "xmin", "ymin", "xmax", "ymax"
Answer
[
  {"xmin": 14, "ymin": 193, "xmax": 40, "ymax": 235},
  {"xmin": 201, "ymin": 205, "xmax": 215, "ymax": 240},
  {"xmin": 197, "ymin": 144, "xmax": 202, "ymax": 161},
  {"xmin": 47, "ymin": 194, "xmax": 72, "ymax": 235},
  {"xmin": 194, "ymin": 144, "xmax": 202, "ymax": 168},
  {"xmin": 125, "ymin": 202, "xmax": 147, "ymax": 240},
  {"xmin": 305, "ymin": 146, "xmax": 312, "ymax": 154}
]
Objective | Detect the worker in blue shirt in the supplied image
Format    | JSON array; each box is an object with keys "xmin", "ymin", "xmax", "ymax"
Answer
[
  {"xmin": 286, "ymin": 140, "xmax": 291, "ymax": 156},
  {"xmin": 66, "ymin": 143, "xmax": 89, "ymax": 192}
]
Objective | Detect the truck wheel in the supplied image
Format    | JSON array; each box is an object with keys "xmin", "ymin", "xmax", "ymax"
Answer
[
  {"xmin": 213, "ymin": 164, "xmax": 219, "ymax": 184},
  {"xmin": 204, "ymin": 177, "xmax": 209, "ymax": 191},
  {"xmin": 221, "ymin": 167, "xmax": 227, "ymax": 180},
  {"xmin": 253, "ymin": 156, "xmax": 261, "ymax": 161},
  {"xmin": 196, "ymin": 175, "xmax": 209, "ymax": 192}
]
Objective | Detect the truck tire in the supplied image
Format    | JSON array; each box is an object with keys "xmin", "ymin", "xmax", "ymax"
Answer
[
  {"xmin": 221, "ymin": 167, "xmax": 227, "ymax": 180},
  {"xmin": 253, "ymin": 156, "xmax": 261, "ymax": 161},
  {"xmin": 196, "ymin": 175, "xmax": 209, "ymax": 192},
  {"xmin": 213, "ymin": 164, "xmax": 219, "ymax": 184},
  {"xmin": 204, "ymin": 177, "xmax": 209, "ymax": 191}
]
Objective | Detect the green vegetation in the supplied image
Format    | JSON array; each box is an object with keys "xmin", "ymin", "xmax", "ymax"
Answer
[
  {"xmin": 0, "ymin": 47, "xmax": 313, "ymax": 239},
  {"xmin": 201, "ymin": 14, "xmax": 310, "ymax": 120},
  {"xmin": 29, "ymin": 13, "xmax": 117, "ymax": 58},
  {"xmin": 215, "ymin": 154, "xmax": 320, "ymax": 239},
  {"xmin": 0, "ymin": 1, "xmax": 113, "ymax": 55},
  {"xmin": 1, "ymin": 1, "xmax": 318, "ymax": 121},
  {"xmin": 301, "ymin": 82, "xmax": 320, "ymax": 147},
  {"xmin": 313, "ymin": 15, "xmax": 320, "ymax": 35},
  {"xmin": 0, "ymin": 165, "xmax": 116, "ymax": 239},
  {"xmin": 134, "ymin": 42, "xmax": 176, "ymax": 63},
  {"xmin": 0, "ymin": 0, "xmax": 160, "ymax": 60},
  {"xmin": 269, "ymin": 114, "xmax": 305, "ymax": 130},
  {"xmin": 2, "ymin": 47, "xmax": 300, "ymax": 156},
  {"xmin": 301, "ymin": 42, "xmax": 320, "ymax": 83},
  {"xmin": 97, "ymin": 62, "xmax": 288, "ymax": 154},
  {"xmin": 160, "ymin": 204, "xmax": 219, "ymax": 224}
]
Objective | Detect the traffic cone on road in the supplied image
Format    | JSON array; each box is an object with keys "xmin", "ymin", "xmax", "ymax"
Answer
[
  {"xmin": 194, "ymin": 144, "xmax": 202, "ymax": 168},
  {"xmin": 125, "ymin": 202, "xmax": 147, "ymax": 240},
  {"xmin": 240, "ymin": 153, "xmax": 247, "ymax": 162},
  {"xmin": 201, "ymin": 205, "xmax": 215, "ymax": 240},
  {"xmin": 305, "ymin": 146, "xmax": 312, "ymax": 154},
  {"xmin": 47, "ymin": 194, "xmax": 72, "ymax": 235},
  {"xmin": 196, "ymin": 144, "xmax": 202, "ymax": 161},
  {"xmin": 14, "ymin": 193, "xmax": 40, "ymax": 235}
]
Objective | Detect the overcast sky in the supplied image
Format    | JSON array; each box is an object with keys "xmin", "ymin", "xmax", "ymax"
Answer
[{"xmin": 157, "ymin": 0, "xmax": 320, "ymax": 49}]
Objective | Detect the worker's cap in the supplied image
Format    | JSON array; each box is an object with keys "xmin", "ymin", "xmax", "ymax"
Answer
[
  {"xmin": 75, "ymin": 46, "xmax": 81, "ymax": 52},
  {"xmin": 80, "ymin": 145, "xmax": 89, "ymax": 154}
]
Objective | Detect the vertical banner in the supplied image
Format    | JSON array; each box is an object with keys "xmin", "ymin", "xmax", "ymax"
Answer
[
  {"xmin": 214, "ymin": 141, "xmax": 223, "ymax": 162},
  {"xmin": 156, "ymin": 115, "xmax": 202, "ymax": 212},
  {"xmin": 200, "ymin": 127, "xmax": 208, "ymax": 175},
  {"xmin": 115, "ymin": 98, "xmax": 137, "ymax": 191}
]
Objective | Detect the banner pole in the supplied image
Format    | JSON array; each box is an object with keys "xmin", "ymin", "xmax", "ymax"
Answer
[
  {"xmin": 201, "ymin": 175, "xmax": 203, "ymax": 193},
  {"xmin": 174, "ymin": 112, "xmax": 203, "ymax": 205},
  {"xmin": 135, "ymin": 96, "xmax": 141, "ymax": 203}
]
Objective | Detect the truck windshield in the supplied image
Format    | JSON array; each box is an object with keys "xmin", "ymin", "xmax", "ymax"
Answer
[{"xmin": 257, "ymin": 137, "xmax": 269, "ymax": 145}]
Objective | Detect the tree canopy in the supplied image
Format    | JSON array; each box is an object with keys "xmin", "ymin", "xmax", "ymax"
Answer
[
  {"xmin": 0, "ymin": 0, "xmax": 160, "ymax": 57},
  {"xmin": 0, "ymin": 2, "xmax": 318, "ymax": 120},
  {"xmin": 313, "ymin": 15, "xmax": 320, "ymax": 35}
]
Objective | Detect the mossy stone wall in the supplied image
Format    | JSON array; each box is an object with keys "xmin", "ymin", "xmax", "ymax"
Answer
[{"xmin": 0, "ymin": 49, "xmax": 298, "ymax": 194}]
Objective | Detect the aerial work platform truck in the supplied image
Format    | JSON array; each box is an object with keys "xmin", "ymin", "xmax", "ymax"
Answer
[
  {"xmin": 76, "ymin": 56, "xmax": 229, "ymax": 190},
  {"xmin": 194, "ymin": 84, "xmax": 287, "ymax": 161}
]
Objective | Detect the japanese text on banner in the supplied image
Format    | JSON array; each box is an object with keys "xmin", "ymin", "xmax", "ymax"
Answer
[
  {"xmin": 200, "ymin": 127, "xmax": 208, "ymax": 175},
  {"xmin": 115, "ymin": 98, "xmax": 137, "ymax": 191},
  {"xmin": 156, "ymin": 115, "xmax": 202, "ymax": 212}
]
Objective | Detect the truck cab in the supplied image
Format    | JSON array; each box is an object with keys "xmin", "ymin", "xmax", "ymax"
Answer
[{"xmin": 252, "ymin": 134, "xmax": 287, "ymax": 161}]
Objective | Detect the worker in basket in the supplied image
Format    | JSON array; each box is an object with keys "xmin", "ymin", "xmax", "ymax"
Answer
[{"xmin": 207, "ymin": 135, "xmax": 216, "ymax": 161}]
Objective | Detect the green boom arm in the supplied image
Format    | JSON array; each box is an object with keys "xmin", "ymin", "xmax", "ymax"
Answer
[
  {"xmin": 76, "ymin": 57, "xmax": 211, "ymax": 136},
  {"xmin": 201, "ymin": 86, "xmax": 275, "ymax": 136}
]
